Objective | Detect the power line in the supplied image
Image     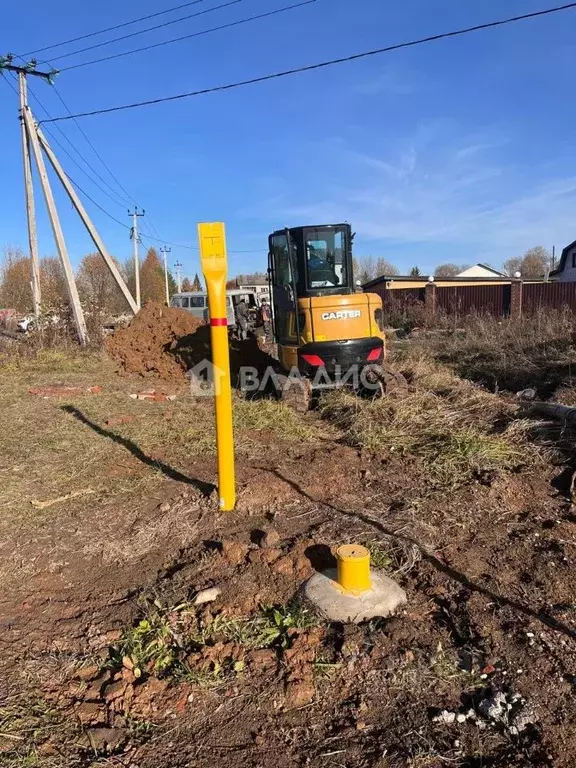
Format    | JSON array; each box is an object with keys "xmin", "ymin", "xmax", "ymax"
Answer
[
  {"xmin": 43, "ymin": 2, "xmax": 576, "ymax": 120},
  {"xmin": 59, "ymin": 0, "xmax": 317, "ymax": 72},
  {"xmin": 2, "ymin": 74, "xmax": 123, "ymax": 208},
  {"xmin": 2, "ymin": 75, "xmax": 280, "ymax": 254},
  {"xmin": 25, "ymin": 81, "xmax": 132, "ymax": 208},
  {"xmin": 49, "ymin": 0, "xmax": 245, "ymax": 65},
  {"xmin": 51, "ymin": 84, "xmax": 139, "ymax": 205},
  {"xmin": 20, "ymin": 0, "xmax": 207, "ymax": 57}
]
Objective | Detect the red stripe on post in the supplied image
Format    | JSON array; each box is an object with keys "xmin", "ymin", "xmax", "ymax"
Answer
[{"xmin": 210, "ymin": 317, "xmax": 228, "ymax": 326}]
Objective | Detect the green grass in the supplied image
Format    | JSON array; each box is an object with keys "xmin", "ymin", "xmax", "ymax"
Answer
[
  {"xmin": 115, "ymin": 598, "xmax": 320, "ymax": 682},
  {"xmin": 364, "ymin": 542, "xmax": 393, "ymax": 570}
]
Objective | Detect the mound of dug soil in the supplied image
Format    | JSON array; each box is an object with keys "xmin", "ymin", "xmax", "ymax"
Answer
[
  {"xmin": 106, "ymin": 302, "xmax": 203, "ymax": 381},
  {"xmin": 107, "ymin": 301, "xmax": 281, "ymax": 384}
]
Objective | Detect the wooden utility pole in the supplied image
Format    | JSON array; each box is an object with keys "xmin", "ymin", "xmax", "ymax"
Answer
[
  {"xmin": 129, "ymin": 207, "xmax": 145, "ymax": 309},
  {"xmin": 160, "ymin": 246, "xmax": 172, "ymax": 305},
  {"xmin": 17, "ymin": 72, "xmax": 41, "ymax": 319},
  {"xmin": 22, "ymin": 106, "xmax": 88, "ymax": 345},
  {"xmin": 37, "ymin": 128, "xmax": 138, "ymax": 315}
]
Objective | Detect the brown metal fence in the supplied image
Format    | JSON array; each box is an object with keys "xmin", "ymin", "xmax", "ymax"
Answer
[
  {"xmin": 436, "ymin": 284, "xmax": 510, "ymax": 317},
  {"xmin": 371, "ymin": 280, "xmax": 576, "ymax": 323},
  {"xmin": 523, "ymin": 282, "xmax": 576, "ymax": 314}
]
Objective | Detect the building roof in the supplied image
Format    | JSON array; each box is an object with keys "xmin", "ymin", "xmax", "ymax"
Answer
[
  {"xmin": 362, "ymin": 273, "xmax": 512, "ymax": 288},
  {"xmin": 549, "ymin": 240, "xmax": 576, "ymax": 276},
  {"xmin": 457, "ymin": 263, "xmax": 506, "ymax": 277}
]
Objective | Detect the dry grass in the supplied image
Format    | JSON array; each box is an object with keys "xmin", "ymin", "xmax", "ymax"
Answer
[
  {"xmin": 0, "ymin": 349, "xmax": 319, "ymax": 588},
  {"xmin": 0, "ymin": 692, "xmax": 75, "ymax": 768},
  {"xmin": 321, "ymin": 357, "xmax": 534, "ymax": 486},
  {"xmin": 412, "ymin": 312, "xmax": 576, "ymax": 396}
]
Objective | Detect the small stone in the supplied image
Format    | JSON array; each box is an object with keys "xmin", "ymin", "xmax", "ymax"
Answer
[
  {"xmin": 260, "ymin": 530, "xmax": 280, "ymax": 548},
  {"xmin": 103, "ymin": 680, "xmax": 127, "ymax": 701},
  {"xmin": 158, "ymin": 501, "xmax": 171, "ymax": 513},
  {"xmin": 38, "ymin": 742, "xmax": 58, "ymax": 756},
  {"xmin": 221, "ymin": 541, "xmax": 249, "ymax": 565},
  {"xmin": 84, "ymin": 670, "xmax": 111, "ymax": 700},
  {"xmin": 273, "ymin": 555, "xmax": 295, "ymax": 576},
  {"xmin": 284, "ymin": 679, "xmax": 316, "ymax": 709},
  {"xmin": 261, "ymin": 548, "xmax": 282, "ymax": 564},
  {"xmin": 85, "ymin": 727, "xmax": 127, "ymax": 753},
  {"xmin": 247, "ymin": 649, "xmax": 277, "ymax": 672},
  {"xmin": 194, "ymin": 587, "xmax": 221, "ymax": 606},
  {"xmin": 75, "ymin": 665, "xmax": 100, "ymax": 682},
  {"xmin": 356, "ymin": 721, "xmax": 367, "ymax": 730},
  {"xmin": 433, "ymin": 710, "xmax": 456, "ymax": 724},
  {"xmin": 456, "ymin": 713, "xmax": 466, "ymax": 724},
  {"xmin": 295, "ymin": 554, "xmax": 313, "ymax": 578},
  {"xmin": 75, "ymin": 702, "xmax": 106, "ymax": 725}
]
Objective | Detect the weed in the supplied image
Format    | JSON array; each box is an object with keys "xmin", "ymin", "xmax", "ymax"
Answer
[
  {"xmin": 115, "ymin": 599, "xmax": 320, "ymax": 681},
  {"xmin": 206, "ymin": 603, "xmax": 318, "ymax": 650},
  {"xmin": 113, "ymin": 599, "xmax": 196, "ymax": 677},
  {"xmin": 125, "ymin": 716, "xmax": 158, "ymax": 743},
  {"xmin": 364, "ymin": 542, "xmax": 392, "ymax": 570}
]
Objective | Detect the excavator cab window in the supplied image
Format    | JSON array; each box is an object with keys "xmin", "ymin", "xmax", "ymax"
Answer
[{"xmin": 305, "ymin": 228, "xmax": 347, "ymax": 289}]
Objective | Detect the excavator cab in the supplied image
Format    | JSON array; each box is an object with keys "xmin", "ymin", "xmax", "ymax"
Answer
[{"xmin": 268, "ymin": 224, "xmax": 402, "ymax": 408}]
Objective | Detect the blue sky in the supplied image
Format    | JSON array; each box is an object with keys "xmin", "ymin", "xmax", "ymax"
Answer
[{"xmin": 1, "ymin": 0, "xmax": 576, "ymax": 278}]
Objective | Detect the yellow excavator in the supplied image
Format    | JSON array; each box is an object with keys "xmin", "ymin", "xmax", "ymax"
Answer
[{"xmin": 267, "ymin": 223, "xmax": 405, "ymax": 410}]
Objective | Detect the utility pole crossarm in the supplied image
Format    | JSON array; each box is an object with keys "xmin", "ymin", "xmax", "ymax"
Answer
[{"xmin": 0, "ymin": 54, "xmax": 57, "ymax": 81}]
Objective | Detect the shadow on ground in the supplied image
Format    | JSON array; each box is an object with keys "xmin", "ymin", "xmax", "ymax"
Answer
[{"xmin": 61, "ymin": 405, "xmax": 215, "ymax": 496}]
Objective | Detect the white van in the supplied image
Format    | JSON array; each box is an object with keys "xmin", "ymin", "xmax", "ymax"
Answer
[
  {"xmin": 171, "ymin": 292, "xmax": 235, "ymax": 327},
  {"xmin": 170, "ymin": 290, "xmax": 259, "ymax": 330}
]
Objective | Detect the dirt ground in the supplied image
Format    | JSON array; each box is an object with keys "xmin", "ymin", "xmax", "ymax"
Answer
[{"xmin": 2, "ymin": 332, "xmax": 576, "ymax": 767}]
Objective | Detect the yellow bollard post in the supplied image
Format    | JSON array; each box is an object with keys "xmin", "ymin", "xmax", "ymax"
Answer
[
  {"xmin": 336, "ymin": 544, "xmax": 372, "ymax": 595},
  {"xmin": 198, "ymin": 222, "xmax": 236, "ymax": 511}
]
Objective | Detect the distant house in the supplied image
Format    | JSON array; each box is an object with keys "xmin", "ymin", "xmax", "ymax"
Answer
[
  {"xmin": 549, "ymin": 240, "xmax": 576, "ymax": 281},
  {"xmin": 456, "ymin": 264, "xmax": 506, "ymax": 278}
]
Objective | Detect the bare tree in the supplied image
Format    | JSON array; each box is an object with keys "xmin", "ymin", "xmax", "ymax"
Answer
[
  {"xmin": 76, "ymin": 252, "xmax": 127, "ymax": 314},
  {"xmin": 434, "ymin": 263, "xmax": 463, "ymax": 277},
  {"xmin": 522, "ymin": 246, "xmax": 550, "ymax": 278},
  {"xmin": 39, "ymin": 257, "xmax": 67, "ymax": 308},
  {"xmin": 503, "ymin": 247, "xmax": 550, "ymax": 278},
  {"xmin": 353, "ymin": 256, "xmax": 398, "ymax": 283},
  {"xmin": 0, "ymin": 247, "xmax": 31, "ymax": 312}
]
